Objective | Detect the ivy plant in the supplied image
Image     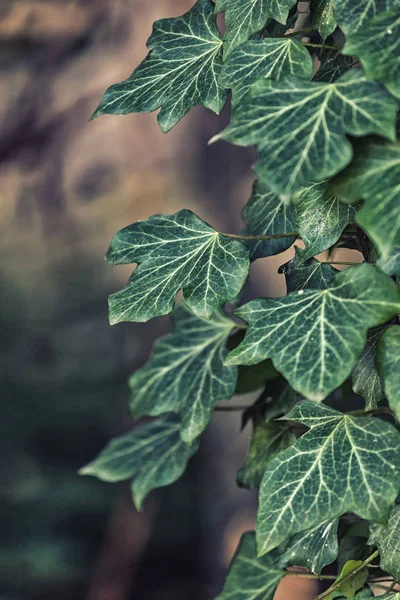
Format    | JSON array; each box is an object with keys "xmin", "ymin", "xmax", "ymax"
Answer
[{"xmin": 81, "ymin": 1, "xmax": 400, "ymax": 598}]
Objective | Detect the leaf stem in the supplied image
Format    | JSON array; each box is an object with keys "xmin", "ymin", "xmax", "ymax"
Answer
[
  {"xmin": 324, "ymin": 261, "xmax": 362, "ymax": 266},
  {"xmin": 303, "ymin": 42, "xmax": 342, "ymax": 51},
  {"xmin": 284, "ymin": 27, "xmax": 314, "ymax": 39},
  {"xmin": 314, "ymin": 550, "xmax": 379, "ymax": 600},
  {"xmin": 221, "ymin": 231, "xmax": 299, "ymax": 241},
  {"xmin": 350, "ymin": 407, "xmax": 395, "ymax": 418},
  {"xmin": 285, "ymin": 572, "xmax": 337, "ymax": 580}
]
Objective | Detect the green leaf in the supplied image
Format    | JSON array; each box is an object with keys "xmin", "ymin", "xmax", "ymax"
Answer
[
  {"xmin": 219, "ymin": 38, "xmax": 313, "ymax": 108},
  {"xmin": 331, "ymin": 0, "xmax": 400, "ymax": 34},
  {"xmin": 91, "ymin": 0, "xmax": 227, "ymax": 133},
  {"xmin": 241, "ymin": 180, "xmax": 297, "ymax": 260},
  {"xmin": 374, "ymin": 594, "xmax": 400, "ymax": 599},
  {"xmin": 79, "ymin": 414, "xmax": 199, "ymax": 510},
  {"xmin": 280, "ymin": 248, "xmax": 338, "ymax": 293},
  {"xmin": 279, "ymin": 519, "xmax": 339, "ymax": 576},
  {"xmin": 215, "ymin": 0, "xmax": 297, "ymax": 57},
  {"xmin": 369, "ymin": 504, "xmax": 400, "ymax": 582},
  {"xmin": 331, "ymin": 141, "xmax": 400, "ymax": 264},
  {"xmin": 377, "ymin": 248, "xmax": 400, "ymax": 277},
  {"xmin": 107, "ymin": 209, "xmax": 250, "ymax": 323},
  {"xmin": 129, "ymin": 307, "xmax": 237, "ymax": 443},
  {"xmin": 256, "ymin": 400, "xmax": 400, "ymax": 555},
  {"xmin": 211, "ymin": 70, "xmax": 397, "ymax": 197},
  {"xmin": 235, "ymin": 360, "xmax": 280, "ymax": 395},
  {"xmin": 263, "ymin": 378, "xmax": 301, "ymax": 420},
  {"xmin": 313, "ymin": 50, "xmax": 354, "ymax": 83},
  {"xmin": 310, "ymin": 0, "xmax": 337, "ymax": 38},
  {"xmin": 327, "ymin": 560, "xmax": 368, "ymax": 600},
  {"xmin": 344, "ymin": 8, "xmax": 400, "ymax": 99},
  {"xmin": 378, "ymin": 326, "xmax": 400, "ymax": 420},
  {"xmin": 238, "ymin": 419, "xmax": 296, "ymax": 489},
  {"xmin": 352, "ymin": 327, "xmax": 386, "ymax": 410},
  {"xmin": 227, "ymin": 264, "xmax": 400, "ymax": 400},
  {"xmin": 293, "ymin": 183, "xmax": 357, "ymax": 261},
  {"xmin": 215, "ymin": 531, "xmax": 285, "ymax": 600},
  {"xmin": 338, "ymin": 531, "xmax": 369, "ymax": 573}
]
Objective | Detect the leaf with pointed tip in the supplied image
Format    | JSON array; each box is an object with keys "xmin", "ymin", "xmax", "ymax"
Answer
[
  {"xmin": 238, "ymin": 419, "xmax": 296, "ymax": 489},
  {"xmin": 331, "ymin": 0, "xmax": 400, "ymax": 34},
  {"xmin": 227, "ymin": 264, "xmax": 400, "ymax": 400},
  {"xmin": 369, "ymin": 505, "xmax": 400, "ymax": 582},
  {"xmin": 129, "ymin": 307, "xmax": 237, "ymax": 443},
  {"xmin": 280, "ymin": 248, "xmax": 338, "ymax": 293},
  {"xmin": 310, "ymin": 0, "xmax": 337, "ymax": 38},
  {"xmin": 107, "ymin": 210, "xmax": 250, "ymax": 323},
  {"xmin": 91, "ymin": 0, "xmax": 227, "ymax": 133},
  {"xmin": 332, "ymin": 141, "xmax": 400, "ymax": 264},
  {"xmin": 279, "ymin": 518, "xmax": 339, "ymax": 576},
  {"xmin": 256, "ymin": 400, "xmax": 400, "ymax": 555},
  {"xmin": 241, "ymin": 180, "xmax": 297, "ymax": 260},
  {"xmin": 327, "ymin": 560, "xmax": 368, "ymax": 600},
  {"xmin": 219, "ymin": 38, "xmax": 313, "ymax": 108},
  {"xmin": 215, "ymin": 532, "xmax": 285, "ymax": 600},
  {"xmin": 378, "ymin": 326, "xmax": 400, "ymax": 421},
  {"xmin": 343, "ymin": 8, "xmax": 400, "ymax": 99},
  {"xmin": 79, "ymin": 415, "xmax": 199, "ymax": 510},
  {"xmin": 215, "ymin": 0, "xmax": 297, "ymax": 57},
  {"xmin": 293, "ymin": 183, "xmax": 358, "ymax": 261},
  {"xmin": 211, "ymin": 70, "xmax": 397, "ymax": 197},
  {"xmin": 313, "ymin": 49, "xmax": 354, "ymax": 83},
  {"xmin": 352, "ymin": 327, "xmax": 386, "ymax": 410}
]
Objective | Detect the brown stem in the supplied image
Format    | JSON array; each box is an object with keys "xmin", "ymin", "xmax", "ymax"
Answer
[
  {"xmin": 314, "ymin": 551, "xmax": 379, "ymax": 600},
  {"xmin": 221, "ymin": 231, "xmax": 299, "ymax": 241}
]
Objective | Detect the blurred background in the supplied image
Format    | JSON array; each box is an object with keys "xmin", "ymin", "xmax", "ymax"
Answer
[{"xmin": 0, "ymin": 1, "xmax": 321, "ymax": 599}]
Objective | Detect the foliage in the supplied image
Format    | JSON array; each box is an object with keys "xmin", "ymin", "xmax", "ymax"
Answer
[{"xmin": 82, "ymin": 1, "xmax": 400, "ymax": 598}]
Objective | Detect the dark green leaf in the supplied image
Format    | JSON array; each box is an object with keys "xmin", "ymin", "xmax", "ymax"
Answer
[
  {"xmin": 280, "ymin": 248, "xmax": 338, "ymax": 293},
  {"xmin": 263, "ymin": 378, "xmax": 301, "ymax": 420},
  {"xmin": 215, "ymin": 0, "xmax": 297, "ymax": 57},
  {"xmin": 377, "ymin": 248, "xmax": 400, "ymax": 277},
  {"xmin": 313, "ymin": 50, "xmax": 354, "ymax": 83},
  {"xmin": 211, "ymin": 70, "xmax": 397, "ymax": 197},
  {"xmin": 91, "ymin": 0, "xmax": 227, "ymax": 132},
  {"xmin": 215, "ymin": 531, "xmax": 285, "ymax": 600},
  {"xmin": 79, "ymin": 415, "xmax": 199, "ymax": 510},
  {"xmin": 331, "ymin": 0, "xmax": 400, "ymax": 34},
  {"xmin": 332, "ymin": 141, "xmax": 400, "ymax": 265},
  {"xmin": 238, "ymin": 419, "xmax": 296, "ymax": 489},
  {"xmin": 107, "ymin": 210, "xmax": 250, "ymax": 323},
  {"xmin": 352, "ymin": 327, "xmax": 386, "ymax": 410},
  {"xmin": 241, "ymin": 180, "xmax": 296, "ymax": 260},
  {"xmin": 378, "ymin": 326, "xmax": 400, "ymax": 420},
  {"xmin": 338, "ymin": 533, "xmax": 369, "ymax": 573},
  {"xmin": 293, "ymin": 183, "xmax": 357, "ymax": 261},
  {"xmin": 227, "ymin": 264, "xmax": 400, "ymax": 400},
  {"xmin": 310, "ymin": 0, "xmax": 337, "ymax": 38},
  {"xmin": 369, "ymin": 504, "xmax": 400, "ymax": 582},
  {"xmin": 256, "ymin": 401, "xmax": 400, "ymax": 554},
  {"xmin": 235, "ymin": 360, "xmax": 280, "ymax": 395},
  {"xmin": 279, "ymin": 519, "xmax": 339, "ymax": 576},
  {"xmin": 344, "ymin": 8, "xmax": 400, "ymax": 99},
  {"xmin": 219, "ymin": 38, "xmax": 313, "ymax": 107},
  {"xmin": 129, "ymin": 307, "xmax": 237, "ymax": 443}
]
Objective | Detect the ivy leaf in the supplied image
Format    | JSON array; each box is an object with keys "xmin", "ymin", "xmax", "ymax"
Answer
[
  {"xmin": 280, "ymin": 248, "xmax": 338, "ymax": 293},
  {"xmin": 369, "ymin": 505, "xmax": 400, "ymax": 583},
  {"xmin": 338, "ymin": 530, "xmax": 369, "ymax": 573},
  {"xmin": 263, "ymin": 378, "xmax": 301, "ymax": 420},
  {"xmin": 79, "ymin": 415, "xmax": 199, "ymax": 510},
  {"xmin": 215, "ymin": 0, "xmax": 297, "ymax": 57},
  {"xmin": 344, "ymin": 9, "xmax": 400, "ymax": 99},
  {"xmin": 241, "ymin": 180, "xmax": 297, "ymax": 260},
  {"xmin": 293, "ymin": 184, "xmax": 357, "ymax": 261},
  {"xmin": 215, "ymin": 531, "xmax": 285, "ymax": 600},
  {"xmin": 331, "ymin": 141, "xmax": 400, "ymax": 264},
  {"xmin": 235, "ymin": 360, "xmax": 280, "ymax": 395},
  {"xmin": 352, "ymin": 327, "xmax": 386, "ymax": 410},
  {"xmin": 219, "ymin": 38, "xmax": 313, "ymax": 108},
  {"xmin": 227, "ymin": 264, "xmax": 400, "ymax": 400},
  {"xmin": 256, "ymin": 400, "xmax": 400, "ymax": 555},
  {"xmin": 374, "ymin": 594, "xmax": 400, "ymax": 599},
  {"xmin": 238, "ymin": 419, "xmax": 296, "ymax": 489},
  {"xmin": 310, "ymin": 0, "xmax": 337, "ymax": 39},
  {"xmin": 377, "ymin": 248, "xmax": 400, "ymax": 278},
  {"xmin": 211, "ymin": 70, "xmax": 397, "ymax": 197},
  {"xmin": 279, "ymin": 519, "xmax": 339, "ymax": 576},
  {"xmin": 378, "ymin": 326, "xmax": 400, "ymax": 421},
  {"xmin": 331, "ymin": 0, "xmax": 400, "ymax": 34},
  {"xmin": 107, "ymin": 210, "xmax": 250, "ymax": 323},
  {"xmin": 91, "ymin": 0, "xmax": 227, "ymax": 133},
  {"xmin": 313, "ymin": 50, "xmax": 354, "ymax": 84},
  {"xmin": 129, "ymin": 307, "xmax": 237, "ymax": 443},
  {"xmin": 326, "ymin": 560, "xmax": 368, "ymax": 600}
]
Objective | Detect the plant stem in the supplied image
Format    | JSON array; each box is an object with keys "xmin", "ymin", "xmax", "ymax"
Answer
[
  {"xmin": 314, "ymin": 550, "xmax": 379, "ymax": 600},
  {"xmin": 221, "ymin": 231, "xmax": 299, "ymax": 241},
  {"xmin": 350, "ymin": 407, "xmax": 395, "ymax": 418},
  {"xmin": 285, "ymin": 573, "xmax": 337, "ymax": 580},
  {"xmin": 324, "ymin": 261, "xmax": 362, "ymax": 266},
  {"xmin": 303, "ymin": 42, "xmax": 341, "ymax": 51},
  {"xmin": 284, "ymin": 27, "xmax": 314, "ymax": 38}
]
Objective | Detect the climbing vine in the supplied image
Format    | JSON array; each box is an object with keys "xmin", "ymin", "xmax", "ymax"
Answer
[{"xmin": 81, "ymin": 1, "xmax": 400, "ymax": 598}]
